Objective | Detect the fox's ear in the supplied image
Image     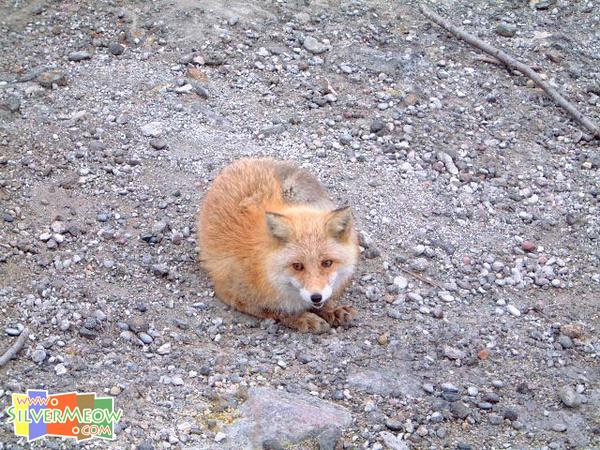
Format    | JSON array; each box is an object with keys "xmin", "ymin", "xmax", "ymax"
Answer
[
  {"xmin": 326, "ymin": 206, "xmax": 353, "ymax": 240},
  {"xmin": 266, "ymin": 212, "xmax": 291, "ymax": 243}
]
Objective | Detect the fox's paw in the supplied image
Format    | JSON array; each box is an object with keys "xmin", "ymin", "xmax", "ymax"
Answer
[
  {"xmin": 292, "ymin": 312, "xmax": 331, "ymax": 334},
  {"xmin": 318, "ymin": 305, "xmax": 357, "ymax": 327}
]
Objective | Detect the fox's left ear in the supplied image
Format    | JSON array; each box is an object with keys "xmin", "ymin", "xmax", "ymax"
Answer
[{"xmin": 326, "ymin": 206, "xmax": 353, "ymax": 240}]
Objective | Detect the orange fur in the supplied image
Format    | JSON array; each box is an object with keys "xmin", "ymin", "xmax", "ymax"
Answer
[{"xmin": 197, "ymin": 158, "xmax": 359, "ymax": 333}]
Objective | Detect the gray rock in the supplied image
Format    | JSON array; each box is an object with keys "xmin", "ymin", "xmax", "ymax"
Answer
[
  {"xmin": 140, "ymin": 121, "xmax": 164, "ymax": 137},
  {"xmin": 31, "ymin": 348, "xmax": 47, "ymax": 363},
  {"xmin": 496, "ymin": 22, "xmax": 517, "ymax": 37},
  {"xmin": 68, "ymin": 51, "xmax": 92, "ymax": 61},
  {"xmin": 558, "ymin": 334, "xmax": 573, "ymax": 349},
  {"xmin": 558, "ymin": 385, "xmax": 580, "ymax": 408},
  {"xmin": 450, "ymin": 402, "xmax": 470, "ymax": 419},
  {"xmin": 37, "ymin": 70, "xmax": 67, "ymax": 88},
  {"xmin": 379, "ymin": 431, "xmax": 409, "ymax": 450},
  {"xmin": 222, "ymin": 387, "xmax": 350, "ymax": 449},
  {"xmin": 150, "ymin": 139, "xmax": 167, "ymax": 150},
  {"xmin": 109, "ymin": 43, "xmax": 125, "ymax": 55},
  {"xmin": 443, "ymin": 345, "xmax": 466, "ymax": 360},
  {"xmin": 303, "ymin": 36, "xmax": 328, "ymax": 54},
  {"xmin": 128, "ymin": 316, "xmax": 149, "ymax": 333},
  {"xmin": 1, "ymin": 95, "xmax": 21, "ymax": 113},
  {"xmin": 347, "ymin": 368, "xmax": 419, "ymax": 397}
]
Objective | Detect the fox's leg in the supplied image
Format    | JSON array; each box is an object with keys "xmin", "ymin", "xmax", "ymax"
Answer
[
  {"xmin": 313, "ymin": 300, "xmax": 356, "ymax": 328},
  {"xmin": 213, "ymin": 280, "xmax": 330, "ymax": 333}
]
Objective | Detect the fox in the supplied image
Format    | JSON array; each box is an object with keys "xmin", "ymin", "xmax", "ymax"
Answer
[{"xmin": 197, "ymin": 158, "xmax": 359, "ymax": 333}]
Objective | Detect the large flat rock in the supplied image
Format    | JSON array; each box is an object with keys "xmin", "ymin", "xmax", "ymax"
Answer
[{"xmin": 217, "ymin": 387, "xmax": 352, "ymax": 449}]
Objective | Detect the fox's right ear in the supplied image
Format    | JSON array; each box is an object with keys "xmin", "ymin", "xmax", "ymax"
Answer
[{"xmin": 266, "ymin": 212, "xmax": 291, "ymax": 243}]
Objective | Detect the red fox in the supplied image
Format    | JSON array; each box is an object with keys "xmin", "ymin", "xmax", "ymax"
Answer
[{"xmin": 197, "ymin": 158, "xmax": 359, "ymax": 333}]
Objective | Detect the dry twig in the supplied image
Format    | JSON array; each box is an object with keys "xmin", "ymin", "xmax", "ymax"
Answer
[
  {"xmin": 0, "ymin": 329, "xmax": 29, "ymax": 368},
  {"xmin": 397, "ymin": 265, "xmax": 445, "ymax": 290},
  {"xmin": 419, "ymin": 4, "xmax": 600, "ymax": 139}
]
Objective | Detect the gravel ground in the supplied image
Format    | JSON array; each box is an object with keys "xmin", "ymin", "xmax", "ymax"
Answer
[{"xmin": 0, "ymin": 0, "xmax": 599, "ymax": 449}]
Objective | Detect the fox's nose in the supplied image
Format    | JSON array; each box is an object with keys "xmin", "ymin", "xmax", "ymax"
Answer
[{"xmin": 310, "ymin": 293, "xmax": 323, "ymax": 303}]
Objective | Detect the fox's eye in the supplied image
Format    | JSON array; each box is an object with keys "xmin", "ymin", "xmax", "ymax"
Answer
[
  {"xmin": 321, "ymin": 259, "xmax": 333, "ymax": 268},
  {"xmin": 292, "ymin": 262, "xmax": 304, "ymax": 271}
]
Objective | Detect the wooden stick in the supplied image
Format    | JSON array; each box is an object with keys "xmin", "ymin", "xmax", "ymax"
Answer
[
  {"xmin": 419, "ymin": 4, "xmax": 600, "ymax": 139},
  {"xmin": 397, "ymin": 265, "xmax": 445, "ymax": 290},
  {"xmin": 0, "ymin": 329, "xmax": 29, "ymax": 367}
]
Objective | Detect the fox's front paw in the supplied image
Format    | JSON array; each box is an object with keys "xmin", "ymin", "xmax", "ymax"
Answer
[
  {"xmin": 292, "ymin": 312, "xmax": 331, "ymax": 334},
  {"xmin": 317, "ymin": 305, "xmax": 356, "ymax": 327}
]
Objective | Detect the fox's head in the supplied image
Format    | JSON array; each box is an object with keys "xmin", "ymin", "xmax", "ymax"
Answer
[{"xmin": 265, "ymin": 206, "xmax": 358, "ymax": 311}]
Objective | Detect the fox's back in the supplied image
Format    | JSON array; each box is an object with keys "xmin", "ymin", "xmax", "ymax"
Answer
[{"xmin": 197, "ymin": 158, "xmax": 333, "ymax": 264}]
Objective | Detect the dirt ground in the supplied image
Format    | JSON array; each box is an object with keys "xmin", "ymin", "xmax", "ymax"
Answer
[{"xmin": 0, "ymin": 0, "xmax": 598, "ymax": 449}]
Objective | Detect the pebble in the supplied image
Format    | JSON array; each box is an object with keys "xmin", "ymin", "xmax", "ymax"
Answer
[
  {"xmin": 384, "ymin": 418, "xmax": 403, "ymax": 431},
  {"xmin": 303, "ymin": 36, "xmax": 328, "ymax": 54},
  {"xmin": 496, "ymin": 22, "xmax": 517, "ymax": 37},
  {"xmin": 450, "ymin": 402, "xmax": 470, "ymax": 419},
  {"xmin": 443, "ymin": 345, "xmax": 466, "ymax": 360},
  {"xmin": 128, "ymin": 316, "xmax": 149, "ymax": 333},
  {"xmin": 54, "ymin": 363, "xmax": 67, "ymax": 375},
  {"xmin": 558, "ymin": 334, "xmax": 573, "ymax": 349},
  {"xmin": 150, "ymin": 139, "xmax": 167, "ymax": 150},
  {"xmin": 467, "ymin": 386, "xmax": 479, "ymax": 396},
  {"xmin": 140, "ymin": 121, "xmax": 164, "ymax": 137},
  {"xmin": 393, "ymin": 276, "xmax": 408, "ymax": 290},
  {"xmin": 68, "ymin": 51, "xmax": 92, "ymax": 61},
  {"xmin": 521, "ymin": 241, "xmax": 536, "ymax": 252},
  {"xmin": 506, "ymin": 304, "xmax": 521, "ymax": 317},
  {"xmin": 109, "ymin": 43, "xmax": 125, "ymax": 55},
  {"xmin": 558, "ymin": 385, "xmax": 580, "ymax": 408},
  {"xmin": 157, "ymin": 343, "xmax": 171, "ymax": 355},
  {"xmin": 31, "ymin": 348, "xmax": 47, "ymax": 363}
]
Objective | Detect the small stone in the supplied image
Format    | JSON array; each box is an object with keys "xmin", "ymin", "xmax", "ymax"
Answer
[
  {"xmin": 441, "ymin": 382, "xmax": 459, "ymax": 392},
  {"xmin": 489, "ymin": 414, "xmax": 503, "ymax": 425},
  {"xmin": 54, "ymin": 363, "xmax": 67, "ymax": 375},
  {"xmin": 380, "ymin": 431, "xmax": 409, "ymax": 450},
  {"xmin": 558, "ymin": 385, "xmax": 580, "ymax": 408},
  {"xmin": 377, "ymin": 333, "xmax": 389, "ymax": 345},
  {"xmin": 552, "ymin": 423, "xmax": 567, "ymax": 432},
  {"xmin": 110, "ymin": 386, "xmax": 122, "ymax": 395},
  {"xmin": 467, "ymin": 386, "xmax": 479, "ymax": 396},
  {"xmin": 157, "ymin": 343, "xmax": 172, "ymax": 355},
  {"xmin": 558, "ymin": 334, "xmax": 573, "ymax": 349},
  {"xmin": 140, "ymin": 121, "xmax": 164, "ymax": 137},
  {"xmin": 214, "ymin": 432, "xmax": 226, "ymax": 442},
  {"xmin": 443, "ymin": 345, "xmax": 466, "ymax": 360},
  {"xmin": 68, "ymin": 51, "xmax": 92, "ymax": 61},
  {"xmin": 31, "ymin": 348, "xmax": 47, "ymax": 363},
  {"xmin": 521, "ymin": 241, "xmax": 536, "ymax": 252},
  {"xmin": 506, "ymin": 304, "xmax": 521, "ymax": 317},
  {"xmin": 409, "ymin": 258, "xmax": 429, "ymax": 272},
  {"xmin": 450, "ymin": 402, "xmax": 470, "ymax": 419},
  {"xmin": 393, "ymin": 276, "xmax": 408, "ymax": 290},
  {"xmin": 109, "ymin": 43, "xmax": 125, "ymax": 55},
  {"xmin": 503, "ymin": 409, "xmax": 518, "ymax": 421},
  {"xmin": 370, "ymin": 118, "xmax": 385, "ymax": 133},
  {"xmin": 496, "ymin": 22, "xmax": 517, "ymax": 37},
  {"xmin": 303, "ymin": 36, "xmax": 328, "ymax": 54},
  {"xmin": 384, "ymin": 418, "xmax": 403, "ymax": 431},
  {"xmin": 137, "ymin": 441, "xmax": 155, "ymax": 450},
  {"xmin": 138, "ymin": 332, "xmax": 153, "ymax": 344},
  {"xmin": 128, "ymin": 316, "xmax": 149, "ymax": 333},
  {"xmin": 150, "ymin": 139, "xmax": 167, "ymax": 150}
]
